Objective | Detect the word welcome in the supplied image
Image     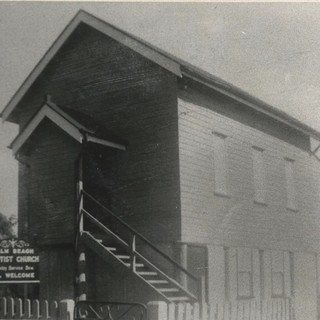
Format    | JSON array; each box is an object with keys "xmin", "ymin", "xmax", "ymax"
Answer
[{"xmin": 0, "ymin": 239, "xmax": 40, "ymax": 283}]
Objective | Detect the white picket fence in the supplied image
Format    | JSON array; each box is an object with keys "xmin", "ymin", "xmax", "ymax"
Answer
[
  {"xmin": 0, "ymin": 297, "xmax": 292, "ymax": 320},
  {"xmin": 0, "ymin": 297, "xmax": 74, "ymax": 320},
  {"xmin": 147, "ymin": 298, "xmax": 293, "ymax": 320}
]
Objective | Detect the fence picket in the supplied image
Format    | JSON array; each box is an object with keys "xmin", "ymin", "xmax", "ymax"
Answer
[
  {"xmin": 50, "ymin": 301, "xmax": 59, "ymax": 319},
  {"xmin": 40, "ymin": 300, "xmax": 49, "ymax": 319},
  {"xmin": 256, "ymin": 300, "xmax": 261, "ymax": 320},
  {"xmin": 249, "ymin": 300, "xmax": 255, "ymax": 320},
  {"xmin": 168, "ymin": 303, "xmax": 175, "ymax": 320},
  {"xmin": 14, "ymin": 298, "xmax": 23, "ymax": 319},
  {"xmin": 210, "ymin": 303, "xmax": 216, "ymax": 320},
  {"xmin": 177, "ymin": 303, "xmax": 184, "ymax": 320},
  {"xmin": 8, "ymin": 298, "xmax": 15, "ymax": 318},
  {"xmin": 244, "ymin": 301, "xmax": 251, "ymax": 320},
  {"xmin": 268, "ymin": 300, "xmax": 272, "ymax": 320},
  {"xmin": 201, "ymin": 303, "xmax": 208, "ymax": 320},
  {"xmin": 224, "ymin": 301, "xmax": 231, "ymax": 320},
  {"xmin": 0, "ymin": 297, "xmax": 7, "ymax": 318},
  {"xmin": 193, "ymin": 303, "xmax": 200, "ymax": 320},
  {"xmin": 31, "ymin": 299, "xmax": 40, "ymax": 319},
  {"xmin": 185, "ymin": 303, "xmax": 192, "ymax": 320},
  {"xmin": 24, "ymin": 299, "xmax": 31, "ymax": 318},
  {"xmin": 285, "ymin": 299, "xmax": 289, "ymax": 320},
  {"xmin": 217, "ymin": 301, "xmax": 225, "ymax": 320},
  {"xmin": 276, "ymin": 299, "xmax": 281, "ymax": 320}
]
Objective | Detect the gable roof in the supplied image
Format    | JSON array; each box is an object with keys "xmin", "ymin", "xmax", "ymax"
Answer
[
  {"xmin": 2, "ymin": 10, "xmax": 320, "ymax": 141},
  {"xmin": 10, "ymin": 98, "xmax": 126, "ymax": 154}
]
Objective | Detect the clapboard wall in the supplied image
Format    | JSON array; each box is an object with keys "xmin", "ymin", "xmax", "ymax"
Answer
[
  {"xmin": 177, "ymin": 79, "xmax": 320, "ymax": 253},
  {"xmin": 18, "ymin": 119, "xmax": 80, "ymax": 244},
  {"xmin": 16, "ymin": 23, "xmax": 181, "ymax": 244}
]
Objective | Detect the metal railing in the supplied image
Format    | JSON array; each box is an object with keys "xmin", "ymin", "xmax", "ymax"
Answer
[{"xmin": 74, "ymin": 301, "xmax": 147, "ymax": 320}]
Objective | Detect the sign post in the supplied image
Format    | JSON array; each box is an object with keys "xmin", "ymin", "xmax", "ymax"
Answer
[{"xmin": 0, "ymin": 239, "xmax": 40, "ymax": 284}]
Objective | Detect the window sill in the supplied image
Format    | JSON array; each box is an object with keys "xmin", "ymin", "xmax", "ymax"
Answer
[
  {"xmin": 214, "ymin": 191, "xmax": 231, "ymax": 198},
  {"xmin": 254, "ymin": 200, "xmax": 268, "ymax": 207},
  {"xmin": 272, "ymin": 294, "xmax": 285, "ymax": 299},
  {"xmin": 237, "ymin": 295, "xmax": 255, "ymax": 300}
]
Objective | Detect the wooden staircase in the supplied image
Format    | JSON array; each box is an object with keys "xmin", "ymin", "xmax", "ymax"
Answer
[{"xmin": 76, "ymin": 189, "xmax": 202, "ymax": 303}]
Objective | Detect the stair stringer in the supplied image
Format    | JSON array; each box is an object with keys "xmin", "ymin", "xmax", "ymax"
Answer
[{"xmin": 80, "ymin": 231, "xmax": 196, "ymax": 303}]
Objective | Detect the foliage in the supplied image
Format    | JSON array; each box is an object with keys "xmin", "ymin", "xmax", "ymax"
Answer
[{"xmin": 0, "ymin": 212, "xmax": 17, "ymax": 239}]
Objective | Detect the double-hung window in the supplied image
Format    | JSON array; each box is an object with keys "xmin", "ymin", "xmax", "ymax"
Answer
[
  {"xmin": 252, "ymin": 146, "xmax": 266, "ymax": 204},
  {"xmin": 237, "ymin": 248, "xmax": 253, "ymax": 299},
  {"xmin": 213, "ymin": 132, "xmax": 228, "ymax": 196},
  {"xmin": 284, "ymin": 158, "xmax": 297, "ymax": 210}
]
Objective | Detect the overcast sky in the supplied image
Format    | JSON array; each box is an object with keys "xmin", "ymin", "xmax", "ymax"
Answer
[{"xmin": 1, "ymin": 2, "xmax": 320, "ymax": 218}]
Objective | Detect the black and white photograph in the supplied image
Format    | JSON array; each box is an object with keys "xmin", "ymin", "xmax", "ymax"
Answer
[{"xmin": 1, "ymin": 2, "xmax": 320, "ymax": 320}]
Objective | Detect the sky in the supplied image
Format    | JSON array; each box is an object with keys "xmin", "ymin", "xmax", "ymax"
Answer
[{"xmin": 1, "ymin": 2, "xmax": 320, "ymax": 218}]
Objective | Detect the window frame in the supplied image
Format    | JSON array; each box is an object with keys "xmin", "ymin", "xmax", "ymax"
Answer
[
  {"xmin": 284, "ymin": 157, "xmax": 297, "ymax": 211},
  {"xmin": 252, "ymin": 146, "xmax": 267, "ymax": 205},
  {"xmin": 236, "ymin": 248, "xmax": 254, "ymax": 299},
  {"xmin": 212, "ymin": 132, "xmax": 229, "ymax": 197}
]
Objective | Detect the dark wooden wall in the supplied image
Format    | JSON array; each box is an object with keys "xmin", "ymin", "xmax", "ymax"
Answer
[
  {"xmin": 39, "ymin": 246, "xmax": 74, "ymax": 301},
  {"xmin": 19, "ymin": 119, "xmax": 80, "ymax": 244},
  {"xmin": 17, "ymin": 24, "xmax": 180, "ymax": 246},
  {"xmin": 17, "ymin": 119, "xmax": 79, "ymax": 301}
]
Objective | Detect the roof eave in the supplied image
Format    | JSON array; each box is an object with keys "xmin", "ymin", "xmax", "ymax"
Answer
[
  {"xmin": 2, "ymin": 9, "xmax": 319, "ymax": 142},
  {"xmin": 181, "ymin": 66, "xmax": 320, "ymax": 141},
  {"xmin": 10, "ymin": 101, "xmax": 126, "ymax": 154}
]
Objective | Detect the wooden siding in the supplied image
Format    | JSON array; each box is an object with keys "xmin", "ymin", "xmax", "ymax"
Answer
[
  {"xmin": 178, "ymin": 88, "xmax": 320, "ymax": 253},
  {"xmin": 39, "ymin": 247, "xmax": 74, "ymax": 301},
  {"xmin": 178, "ymin": 79, "xmax": 310, "ymax": 151},
  {"xmin": 17, "ymin": 24, "xmax": 180, "ymax": 243},
  {"xmin": 19, "ymin": 119, "xmax": 80, "ymax": 244}
]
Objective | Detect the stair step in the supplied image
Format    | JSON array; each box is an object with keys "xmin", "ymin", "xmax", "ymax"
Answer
[
  {"xmin": 168, "ymin": 297, "xmax": 190, "ymax": 302},
  {"xmin": 159, "ymin": 288, "xmax": 179, "ymax": 293},
  {"xmin": 116, "ymin": 255, "xmax": 130, "ymax": 260},
  {"xmin": 137, "ymin": 271, "xmax": 158, "ymax": 276},
  {"xmin": 124, "ymin": 262, "xmax": 144, "ymax": 268},
  {"xmin": 148, "ymin": 280, "xmax": 169, "ymax": 284},
  {"xmin": 96, "ymin": 239, "xmax": 103, "ymax": 243},
  {"xmin": 105, "ymin": 247, "xmax": 117, "ymax": 252}
]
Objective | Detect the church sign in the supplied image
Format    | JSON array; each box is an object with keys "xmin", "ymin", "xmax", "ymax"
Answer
[{"xmin": 0, "ymin": 239, "xmax": 40, "ymax": 283}]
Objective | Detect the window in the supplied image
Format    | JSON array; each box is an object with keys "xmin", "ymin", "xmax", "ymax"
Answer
[
  {"xmin": 252, "ymin": 147, "xmax": 266, "ymax": 204},
  {"xmin": 213, "ymin": 132, "xmax": 228, "ymax": 196},
  {"xmin": 237, "ymin": 248, "xmax": 253, "ymax": 299},
  {"xmin": 284, "ymin": 158, "xmax": 297, "ymax": 210},
  {"xmin": 271, "ymin": 251, "xmax": 284, "ymax": 297}
]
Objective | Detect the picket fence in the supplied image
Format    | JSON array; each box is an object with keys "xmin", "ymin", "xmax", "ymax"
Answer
[
  {"xmin": 0, "ymin": 297, "xmax": 292, "ymax": 320},
  {"xmin": 148, "ymin": 299, "xmax": 293, "ymax": 320},
  {"xmin": 0, "ymin": 297, "xmax": 74, "ymax": 320}
]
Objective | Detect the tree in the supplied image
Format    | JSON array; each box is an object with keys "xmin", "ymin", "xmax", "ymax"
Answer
[
  {"xmin": 0, "ymin": 212, "xmax": 17, "ymax": 239},
  {"xmin": 0, "ymin": 213, "xmax": 18, "ymax": 299}
]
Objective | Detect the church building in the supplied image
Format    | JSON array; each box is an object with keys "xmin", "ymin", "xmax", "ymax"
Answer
[{"xmin": 2, "ymin": 10, "xmax": 320, "ymax": 320}]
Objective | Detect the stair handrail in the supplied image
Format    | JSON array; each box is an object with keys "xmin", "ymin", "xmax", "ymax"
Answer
[
  {"xmin": 80, "ymin": 216, "xmax": 197, "ymax": 301},
  {"xmin": 81, "ymin": 189, "xmax": 198, "ymax": 282}
]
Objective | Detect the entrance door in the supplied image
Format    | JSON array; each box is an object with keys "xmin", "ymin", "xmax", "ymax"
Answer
[{"xmin": 84, "ymin": 151, "xmax": 113, "ymax": 207}]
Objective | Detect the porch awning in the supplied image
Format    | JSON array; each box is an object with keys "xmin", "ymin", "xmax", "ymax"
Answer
[{"xmin": 9, "ymin": 99, "xmax": 126, "ymax": 155}]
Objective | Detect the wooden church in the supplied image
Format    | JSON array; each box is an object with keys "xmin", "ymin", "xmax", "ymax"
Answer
[{"xmin": 2, "ymin": 10, "xmax": 320, "ymax": 320}]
